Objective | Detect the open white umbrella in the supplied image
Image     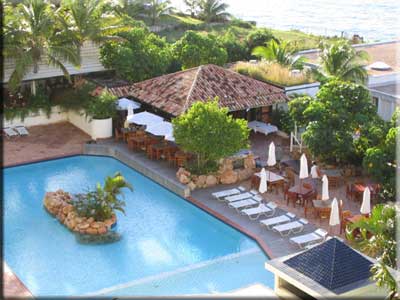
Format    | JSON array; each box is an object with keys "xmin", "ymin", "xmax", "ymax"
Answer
[
  {"xmin": 259, "ymin": 168, "xmax": 268, "ymax": 193},
  {"xmin": 127, "ymin": 111, "xmax": 163, "ymax": 126},
  {"xmin": 329, "ymin": 197, "xmax": 340, "ymax": 226},
  {"xmin": 145, "ymin": 121, "xmax": 173, "ymax": 137},
  {"xmin": 321, "ymin": 175, "xmax": 330, "ymax": 201},
  {"xmin": 267, "ymin": 142, "xmax": 276, "ymax": 167},
  {"xmin": 360, "ymin": 187, "xmax": 371, "ymax": 215},
  {"xmin": 299, "ymin": 154, "xmax": 309, "ymax": 179},
  {"xmin": 116, "ymin": 97, "xmax": 141, "ymax": 110}
]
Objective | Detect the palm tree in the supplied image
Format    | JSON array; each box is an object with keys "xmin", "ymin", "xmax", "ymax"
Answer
[
  {"xmin": 4, "ymin": 0, "xmax": 80, "ymax": 93},
  {"xmin": 347, "ymin": 203, "xmax": 398, "ymax": 299},
  {"xmin": 144, "ymin": 0, "xmax": 173, "ymax": 26},
  {"xmin": 113, "ymin": 0, "xmax": 145, "ymax": 19},
  {"xmin": 315, "ymin": 40, "xmax": 369, "ymax": 84},
  {"xmin": 252, "ymin": 39, "xmax": 305, "ymax": 69},
  {"xmin": 198, "ymin": 0, "xmax": 230, "ymax": 23},
  {"xmin": 184, "ymin": 0, "xmax": 200, "ymax": 18}
]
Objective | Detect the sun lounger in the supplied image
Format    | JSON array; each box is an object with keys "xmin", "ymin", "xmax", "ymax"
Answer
[
  {"xmin": 272, "ymin": 219, "xmax": 309, "ymax": 237},
  {"xmin": 14, "ymin": 126, "xmax": 29, "ymax": 136},
  {"xmin": 249, "ymin": 189, "xmax": 259, "ymax": 195},
  {"xmin": 228, "ymin": 197, "xmax": 259, "ymax": 211},
  {"xmin": 241, "ymin": 203, "xmax": 273, "ymax": 220},
  {"xmin": 289, "ymin": 228, "xmax": 328, "ymax": 249},
  {"xmin": 260, "ymin": 212, "xmax": 296, "ymax": 230},
  {"xmin": 212, "ymin": 186, "xmax": 245, "ymax": 199},
  {"xmin": 224, "ymin": 192, "xmax": 253, "ymax": 203},
  {"xmin": 3, "ymin": 127, "xmax": 19, "ymax": 138}
]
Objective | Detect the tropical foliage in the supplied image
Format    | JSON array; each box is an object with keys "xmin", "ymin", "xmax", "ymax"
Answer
[
  {"xmin": 100, "ymin": 27, "xmax": 173, "ymax": 82},
  {"xmin": 172, "ymin": 30, "xmax": 227, "ymax": 69},
  {"xmin": 3, "ymin": 0, "xmax": 80, "ymax": 92},
  {"xmin": 144, "ymin": 0, "xmax": 174, "ymax": 25},
  {"xmin": 198, "ymin": 0, "xmax": 230, "ymax": 22},
  {"xmin": 218, "ymin": 29, "xmax": 248, "ymax": 62},
  {"xmin": 172, "ymin": 98, "xmax": 250, "ymax": 171},
  {"xmin": 72, "ymin": 172, "xmax": 133, "ymax": 221},
  {"xmin": 313, "ymin": 40, "xmax": 369, "ymax": 84},
  {"xmin": 84, "ymin": 90, "xmax": 118, "ymax": 120},
  {"xmin": 245, "ymin": 28, "xmax": 277, "ymax": 55},
  {"xmin": 289, "ymin": 79, "xmax": 377, "ymax": 164},
  {"xmin": 252, "ymin": 39, "xmax": 305, "ymax": 69},
  {"xmin": 184, "ymin": 0, "xmax": 200, "ymax": 17},
  {"xmin": 347, "ymin": 203, "xmax": 398, "ymax": 299}
]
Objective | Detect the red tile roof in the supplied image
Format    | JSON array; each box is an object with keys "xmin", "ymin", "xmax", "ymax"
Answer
[{"xmin": 109, "ymin": 64, "xmax": 288, "ymax": 116}]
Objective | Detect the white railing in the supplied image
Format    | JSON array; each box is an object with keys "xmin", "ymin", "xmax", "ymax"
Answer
[{"xmin": 290, "ymin": 123, "xmax": 303, "ymax": 152}]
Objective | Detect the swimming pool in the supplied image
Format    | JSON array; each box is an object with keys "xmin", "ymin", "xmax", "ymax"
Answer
[{"xmin": 4, "ymin": 155, "xmax": 274, "ymax": 296}]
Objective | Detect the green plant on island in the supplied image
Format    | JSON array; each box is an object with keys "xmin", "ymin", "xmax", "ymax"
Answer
[
  {"xmin": 84, "ymin": 90, "xmax": 118, "ymax": 120},
  {"xmin": 100, "ymin": 27, "xmax": 173, "ymax": 82},
  {"xmin": 346, "ymin": 203, "xmax": 398, "ymax": 299},
  {"xmin": 172, "ymin": 98, "xmax": 250, "ymax": 174},
  {"xmin": 72, "ymin": 172, "xmax": 133, "ymax": 222},
  {"xmin": 198, "ymin": 0, "xmax": 230, "ymax": 23},
  {"xmin": 218, "ymin": 28, "xmax": 248, "ymax": 62},
  {"xmin": 252, "ymin": 39, "xmax": 306, "ymax": 69},
  {"xmin": 172, "ymin": 30, "xmax": 227, "ymax": 69},
  {"xmin": 312, "ymin": 40, "xmax": 369, "ymax": 84}
]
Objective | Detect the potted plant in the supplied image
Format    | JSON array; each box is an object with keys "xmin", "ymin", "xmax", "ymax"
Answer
[{"xmin": 84, "ymin": 90, "xmax": 117, "ymax": 139}]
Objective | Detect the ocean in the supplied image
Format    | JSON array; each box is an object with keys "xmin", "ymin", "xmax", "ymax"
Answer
[{"xmin": 172, "ymin": 0, "xmax": 399, "ymax": 42}]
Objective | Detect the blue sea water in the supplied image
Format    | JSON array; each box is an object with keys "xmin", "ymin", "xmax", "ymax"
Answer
[
  {"xmin": 3, "ymin": 155, "xmax": 273, "ymax": 296},
  {"xmin": 172, "ymin": 0, "xmax": 399, "ymax": 42}
]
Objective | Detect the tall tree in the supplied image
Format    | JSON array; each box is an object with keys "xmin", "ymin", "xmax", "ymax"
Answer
[
  {"xmin": 4, "ymin": 0, "xmax": 80, "ymax": 92},
  {"xmin": 144, "ymin": 0, "xmax": 173, "ymax": 26},
  {"xmin": 315, "ymin": 40, "xmax": 369, "ymax": 84},
  {"xmin": 113, "ymin": 0, "xmax": 145, "ymax": 19},
  {"xmin": 252, "ymin": 39, "xmax": 305, "ymax": 69},
  {"xmin": 184, "ymin": 0, "xmax": 200, "ymax": 17},
  {"xmin": 198, "ymin": 0, "xmax": 230, "ymax": 23}
]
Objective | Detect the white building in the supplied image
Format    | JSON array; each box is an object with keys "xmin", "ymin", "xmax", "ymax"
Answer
[{"xmin": 298, "ymin": 40, "xmax": 400, "ymax": 121}]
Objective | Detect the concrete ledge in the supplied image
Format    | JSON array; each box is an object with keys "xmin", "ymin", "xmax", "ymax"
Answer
[{"xmin": 84, "ymin": 143, "xmax": 190, "ymax": 198}]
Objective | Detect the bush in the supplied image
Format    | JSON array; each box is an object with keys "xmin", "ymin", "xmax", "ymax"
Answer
[
  {"xmin": 246, "ymin": 28, "xmax": 277, "ymax": 55},
  {"xmin": 185, "ymin": 160, "xmax": 219, "ymax": 176},
  {"xmin": 72, "ymin": 172, "xmax": 133, "ymax": 222},
  {"xmin": 172, "ymin": 98, "xmax": 250, "ymax": 172},
  {"xmin": 100, "ymin": 27, "xmax": 173, "ymax": 82},
  {"xmin": 230, "ymin": 18, "xmax": 254, "ymax": 29},
  {"xmin": 270, "ymin": 107, "xmax": 294, "ymax": 134},
  {"xmin": 219, "ymin": 29, "xmax": 248, "ymax": 62},
  {"xmin": 172, "ymin": 31, "xmax": 228, "ymax": 69},
  {"xmin": 84, "ymin": 90, "xmax": 118, "ymax": 120}
]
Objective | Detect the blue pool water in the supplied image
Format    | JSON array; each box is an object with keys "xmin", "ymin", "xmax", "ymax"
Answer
[{"xmin": 4, "ymin": 155, "xmax": 274, "ymax": 296}]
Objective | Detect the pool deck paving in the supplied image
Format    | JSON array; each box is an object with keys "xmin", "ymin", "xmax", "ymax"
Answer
[{"xmin": 3, "ymin": 123, "xmax": 367, "ymax": 298}]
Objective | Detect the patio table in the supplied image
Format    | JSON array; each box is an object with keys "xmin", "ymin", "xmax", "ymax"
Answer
[
  {"xmin": 350, "ymin": 183, "xmax": 379, "ymax": 201},
  {"xmin": 128, "ymin": 136, "xmax": 145, "ymax": 150},
  {"xmin": 252, "ymin": 170, "xmax": 285, "ymax": 193},
  {"xmin": 150, "ymin": 143, "xmax": 172, "ymax": 160},
  {"xmin": 289, "ymin": 185, "xmax": 313, "ymax": 198}
]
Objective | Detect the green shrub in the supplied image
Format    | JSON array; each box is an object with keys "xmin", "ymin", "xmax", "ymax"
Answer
[
  {"xmin": 84, "ymin": 90, "xmax": 118, "ymax": 120},
  {"xmin": 219, "ymin": 29, "xmax": 248, "ymax": 62},
  {"xmin": 72, "ymin": 172, "xmax": 133, "ymax": 222},
  {"xmin": 246, "ymin": 28, "xmax": 277, "ymax": 55},
  {"xmin": 185, "ymin": 160, "xmax": 219, "ymax": 176},
  {"xmin": 270, "ymin": 107, "xmax": 294, "ymax": 134}
]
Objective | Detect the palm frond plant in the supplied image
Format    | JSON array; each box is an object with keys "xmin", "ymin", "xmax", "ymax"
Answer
[
  {"xmin": 113, "ymin": 0, "xmax": 146, "ymax": 19},
  {"xmin": 198, "ymin": 0, "xmax": 230, "ymax": 23},
  {"xmin": 251, "ymin": 39, "xmax": 305, "ymax": 70},
  {"xmin": 346, "ymin": 203, "xmax": 398, "ymax": 299},
  {"xmin": 314, "ymin": 40, "xmax": 369, "ymax": 84},
  {"xmin": 4, "ymin": 0, "xmax": 80, "ymax": 92},
  {"xmin": 144, "ymin": 0, "xmax": 174, "ymax": 26},
  {"xmin": 184, "ymin": 0, "xmax": 200, "ymax": 18}
]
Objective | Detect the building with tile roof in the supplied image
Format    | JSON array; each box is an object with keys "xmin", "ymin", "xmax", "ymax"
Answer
[
  {"xmin": 108, "ymin": 64, "xmax": 289, "ymax": 120},
  {"xmin": 265, "ymin": 237, "xmax": 389, "ymax": 299}
]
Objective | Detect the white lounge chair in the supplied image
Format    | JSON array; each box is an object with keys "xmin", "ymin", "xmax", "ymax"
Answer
[
  {"xmin": 228, "ymin": 197, "xmax": 259, "ymax": 211},
  {"xmin": 289, "ymin": 228, "xmax": 328, "ymax": 249},
  {"xmin": 272, "ymin": 219, "xmax": 309, "ymax": 237},
  {"xmin": 249, "ymin": 189, "xmax": 259, "ymax": 195},
  {"xmin": 260, "ymin": 212, "xmax": 296, "ymax": 230},
  {"xmin": 212, "ymin": 187, "xmax": 243, "ymax": 199},
  {"xmin": 3, "ymin": 127, "xmax": 18, "ymax": 138},
  {"xmin": 14, "ymin": 126, "xmax": 29, "ymax": 136},
  {"xmin": 241, "ymin": 203, "xmax": 272, "ymax": 220},
  {"xmin": 224, "ymin": 192, "xmax": 253, "ymax": 203}
]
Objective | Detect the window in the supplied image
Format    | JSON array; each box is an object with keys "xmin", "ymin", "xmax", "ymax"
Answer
[{"xmin": 372, "ymin": 96, "xmax": 379, "ymax": 109}]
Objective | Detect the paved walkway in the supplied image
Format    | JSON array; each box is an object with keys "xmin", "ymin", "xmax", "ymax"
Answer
[{"xmin": 4, "ymin": 122, "xmax": 90, "ymax": 167}]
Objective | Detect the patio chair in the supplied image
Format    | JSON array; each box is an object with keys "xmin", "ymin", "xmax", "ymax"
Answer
[
  {"xmin": 260, "ymin": 212, "xmax": 296, "ymax": 230},
  {"xmin": 318, "ymin": 207, "xmax": 331, "ymax": 222},
  {"xmin": 224, "ymin": 192, "xmax": 254, "ymax": 203},
  {"xmin": 114, "ymin": 127, "xmax": 124, "ymax": 142},
  {"xmin": 212, "ymin": 186, "xmax": 246, "ymax": 200},
  {"xmin": 3, "ymin": 127, "xmax": 18, "ymax": 138},
  {"xmin": 14, "ymin": 126, "xmax": 29, "ymax": 136},
  {"xmin": 286, "ymin": 191, "xmax": 299, "ymax": 208},
  {"xmin": 340, "ymin": 210, "xmax": 352, "ymax": 234},
  {"xmin": 241, "ymin": 202, "xmax": 277, "ymax": 220},
  {"xmin": 272, "ymin": 218, "xmax": 309, "ymax": 237},
  {"xmin": 228, "ymin": 197, "xmax": 259, "ymax": 211},
  {"xmin": 289, "ymin": 228, "xmax": 328, "ymax": 249}
]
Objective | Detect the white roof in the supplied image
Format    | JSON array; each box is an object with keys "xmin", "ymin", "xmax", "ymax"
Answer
[
  {"xmin": 127, "ymin": 111, "xmax": 163, "ymax": 125},
  {"xmin": 116, "ymin": 98, "xmax": 141, "ymax": 110}
]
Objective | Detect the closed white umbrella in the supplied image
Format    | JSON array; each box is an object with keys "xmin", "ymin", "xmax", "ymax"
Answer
[
  {"xmin": 259, "ymin": 168, "xmax": 268, "ymax": 193},
  {"xmin": 329, "ymin": 198, "xmax": 340, "ymax": 226},
  {"xmin": 127, "ymin": 111, "xmax": 163, "ymax": 126},
  {"xmin": 145, "ymin": 121, "xmax": 173, "ymax": 137},
  {"xmin": 299, "ymin": 154, "xmax": 309, "ymax": 179},
  {"xmin": 267, "ymin": 142, "xmax": 276, "ymax": 167},
  {"xmin": 321, "ymin": 175, "xmax": 330, "ymax": 201},
  {"xmin": 360, "ymin": 187, "xmax": 371, "ymax": 215}
]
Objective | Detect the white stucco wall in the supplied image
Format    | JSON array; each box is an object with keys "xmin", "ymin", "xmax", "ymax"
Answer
[
  {"xmin": 3, "ymin": 106, "xmax": 68, "ymax": 128},
  {"xmin": 284, "ymin": 82, "xmax": 321, "ymax": 97}
]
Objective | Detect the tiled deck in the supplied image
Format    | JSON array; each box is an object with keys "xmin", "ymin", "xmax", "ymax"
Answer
[{"xmin": 3, "ymin": 122, "xmax": 90, "ymax": 167}]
